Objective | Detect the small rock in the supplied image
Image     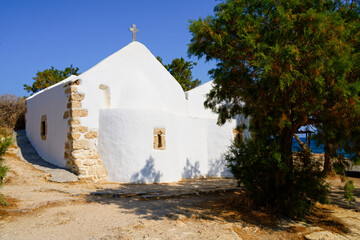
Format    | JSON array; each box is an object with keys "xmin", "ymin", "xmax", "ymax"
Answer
[
  {"xmin": 140, "ymin": 195, "xmax": 160, "ymax": 200},
  {"xmin": 304, "ymin": 231, "xmax": 347, "ymax": 240}
]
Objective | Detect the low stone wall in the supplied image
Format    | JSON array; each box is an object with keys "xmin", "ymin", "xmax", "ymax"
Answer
[{"xmin": 63, "ymin": 80, "xmax": 108, "ymax": 181}]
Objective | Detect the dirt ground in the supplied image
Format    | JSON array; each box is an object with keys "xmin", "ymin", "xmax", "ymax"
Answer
[{"xmin": 0, "ymin": 147, "xmax": 360, "ymax": 240}]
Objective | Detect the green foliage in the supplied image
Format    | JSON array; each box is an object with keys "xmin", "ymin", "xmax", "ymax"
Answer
[
  {"xmin": 226, "ymin": 138, "xmax": 329, "ymax": 217},
  {"xmin": 157, "ymin": 56, "xmax": 201, "ymax": 91},
  {"xmin": 344, "ymin": 180, "xmax": 355, "ymax": 204},
  {"xmin": 188, "ymin": 0, "xmax": 360, "ymax": 217},
  {"xmin": 0, "ymin": 194, "xmax": 8, "ymax": 206},
  {"xmin": 0, "ymin": 134, "xmax": 12, "ymax": 157},
  {"xmin": 333, "ymin": 162, "xmax": 346, "ymax": 175},
  {"xmin": 0, "ymin": 133, "xmax": 11, "ymax": 185},
  {"xmin": 24, "ymin": 65, "xmax": 80, "ymax": 95},
  {"xmin": 0, "ymin": 133, "xmax": 11, "ymax": 206}
]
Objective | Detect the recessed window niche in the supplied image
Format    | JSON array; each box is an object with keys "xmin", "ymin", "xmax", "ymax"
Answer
[
  {"xmin": 233, "ymin": 128, "xmax": 243, "ymax": 144},
  {"xmin": 153, "ymin": 128, "xmax": 166, "ymax": 150},
  {"xmin": 41, "ymin": 115, "xmax": 47, "ymax": 140}
]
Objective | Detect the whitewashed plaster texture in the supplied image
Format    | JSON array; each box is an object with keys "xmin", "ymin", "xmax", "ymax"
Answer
[
  {"xmin": 98, "ymin": 109, "xmax": 235, "ymax": 183},
  {"xmin": 78, "ymin": 42, "xmax": 188, "ymax": 129}
]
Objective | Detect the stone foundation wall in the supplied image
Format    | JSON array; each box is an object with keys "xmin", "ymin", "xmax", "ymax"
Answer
[{"xmin": 63, "ymin": 80, "xmax": 108, "ymax": 181}]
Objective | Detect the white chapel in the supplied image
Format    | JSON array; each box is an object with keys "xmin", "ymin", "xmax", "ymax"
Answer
[{"xmin": 25, "ymin": 37, "xmax": 249, "ymax": 183}]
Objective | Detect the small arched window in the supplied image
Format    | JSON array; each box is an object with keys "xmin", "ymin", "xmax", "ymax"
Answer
[
  {"xmin": 158, "ymin": 133, "xmax": 162, "ymax": 148},
  {"xmin": 41, "ymin": 115, "xmax": 47, "ymax": 140},
  {"xmin": 154, "ymin": 128, "xmax": 166, "ymax": 150},
  {"xmin": 99, "ymin": 84, "xmax": 110, "ymax": 108},
  {"xmin": 233, "ymin": 128, "xmax": 243, "ymax": 144}
]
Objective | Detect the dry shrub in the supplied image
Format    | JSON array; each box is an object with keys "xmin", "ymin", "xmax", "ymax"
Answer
[{"xmin": 0, "ymin": 94, "xmax": 26, "ymax": 131}]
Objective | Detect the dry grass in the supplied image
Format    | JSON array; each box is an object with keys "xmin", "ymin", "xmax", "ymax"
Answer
[
  {"xmin": 0, "ymin": 196, "xmax": 20, "ymax": 220},
  {"xmin": 0, "ymin": 94, "xmax": 26, "ymax": 132},
  {"xmin": 196, "ymin": 191, "xmax": 280, "ymax": 227},
  {"xmin": 0, "ymin": 197, "xmax": 86, "ymax": 221}
]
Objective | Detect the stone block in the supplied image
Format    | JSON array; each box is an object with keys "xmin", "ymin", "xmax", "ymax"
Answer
[
  {"xmin": 67, "ymin": 132, "xmax": 81, "ymax": 140},
  {"xmin": 84, "ymin": 131, "xmax": 98, "ymax": 139},
  {"xmin": 74, "ymin": 159, "xmax": 83, "ymax": 166},
  {"xmin": 96, "ymin": 167, "xmax": 108, "ymax": 178},
  {"xmin": 70, "ymin": 126, "xmax": 88, "ymax": 133},
  {"xmin": 70, "ymin": 79, "xmax": 80, "ymax": 85},
  {"xmin": 67, "ymin": 101, "xmax": 82, "ymax": 109},
  {"xmin": 81, "ymin": 150, "xmax": 99, "ymax": 159},
  {"xmin": 72, "ymin": 139, "xmax": 90, "ymax": 150},
  {"xmin": 70, "ymin": 151, "xmax": 85, "ymax": 160},
  {"xmin": 87, "ymin": 168, "xmax": 96, "ymax": 176},
  {"xmin": 78, "ymin": 169, "xmax": 88, "ymax": 176},
  {"xmin": 78, "ymin": 175, "xmax": 91, "ymax": 180},
  {"xmin": 65, "ymin": 142, "xmax": 70, "ymax": 150},
  {"xmin": 68, "ymin": 118, "xmax": 81, "ymax": 125},
  {"xmin": 64, "ymin": 86, "xmax": 78, "ymax": 94},
  {"xmin": 69, "ymin": 109, "xmax": 88, "ymax": 117},
  {"xmin": 69, "ymin": 93, "xmax": 85, "ymax": 101},
  {"xmin": 65, "ymin": 159, "xmax": 71, "ymax": 166},
  {"xmin": 153, "ymin": 128, "xmax": 165, "ymax": 135},
  {"xmin": 87, "ymin": 152, "xmax": 100, "ymax": 159},
  {"xmin": 83, "ymin": 160, "xmax": 95, "ymax": 166},
  {"xmin": 64, "ymin": 151, "xmax": 69, "ymax": 159}
]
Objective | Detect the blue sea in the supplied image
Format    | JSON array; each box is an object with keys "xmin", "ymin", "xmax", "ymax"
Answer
[
  {"xmin": 292, "ymin": 137, "xmax": 354, "ymax": 159},
  {"xmin": 292, "ymin": 137, "xmax": 324, "ymax": 154}
]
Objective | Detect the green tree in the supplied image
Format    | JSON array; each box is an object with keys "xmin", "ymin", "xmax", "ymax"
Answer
[
  {"xmin": 24, "ymin": 65, "xmax": 80, "ymax": 95},
  {"xmin": 188, "ymin": 0, "xmax": 360, "ymax": 217},
  {"xmin": 157, "ymin": 56, "xmax": 201, "ymax": 91}
]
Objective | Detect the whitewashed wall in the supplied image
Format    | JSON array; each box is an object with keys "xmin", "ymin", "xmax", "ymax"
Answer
[
  {"xmin": 25, "ymin": 77, "xmax": 75, "ymax": 168},
  {"xmin": 187, "ymin": 81, "xmax": 218, "ymax": 119},
  {"xmin": 98, "ymin": 108, "xmax": 236, "ymax": 183}
]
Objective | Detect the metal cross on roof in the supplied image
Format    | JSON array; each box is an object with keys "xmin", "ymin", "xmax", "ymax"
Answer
[{"xmin": 129, "ymin": 24, "xmax": 139, "ymax": 42}]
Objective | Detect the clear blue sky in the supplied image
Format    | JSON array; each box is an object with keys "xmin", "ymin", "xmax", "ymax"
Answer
[{"xmin": 0, "ymin": 0, "xmax": 219, "ymax": 96}]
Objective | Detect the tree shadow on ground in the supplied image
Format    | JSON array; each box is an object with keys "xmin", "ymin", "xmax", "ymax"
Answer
[
  {"xmin": 329, "ymin": 184, "xmax": 360, "ymax": 211},
  {"xmin": 85, "ymin": 187, "xmax": 348, "ymax": 235},
  {"xmin": 305, "ymin": 204, "xmax": 351, "ymax": 235},
  {"xmin": 84, "ymin": 179, "xmax": 354, "ymax": 236},
  {"xmin": 85, "ymin": 189, "xmax": 281, "ymax": 228}
]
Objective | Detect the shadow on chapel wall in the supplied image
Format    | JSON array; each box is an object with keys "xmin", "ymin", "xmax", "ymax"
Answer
[
  {"xmin": 182, "ymin": 159, "xmax": 201, "ymax": 179},
  {"xmin": 207, "ymin": 156, "xmax": 232, "ymax": 178},
  {"xmin": 130, "ymin": 156, "xmax": 162, "ymax": 184}
]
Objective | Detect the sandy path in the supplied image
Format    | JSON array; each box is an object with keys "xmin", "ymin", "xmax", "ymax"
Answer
[{"xmin": 0, "ymin": 148, "xmax": 360, "ymax": 240}]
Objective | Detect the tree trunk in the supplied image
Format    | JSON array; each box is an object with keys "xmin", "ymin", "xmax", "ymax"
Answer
[
  {"xmin": 323, "ymin": 143, "xmax": 331, "ymax": 173},
  {"xmin": 281, "ymin": 129, "xmax": 295, "ymax": 169},
  {"xmin": 294, "ymin": 133, "xmax": 307, "ymax": 151}
]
